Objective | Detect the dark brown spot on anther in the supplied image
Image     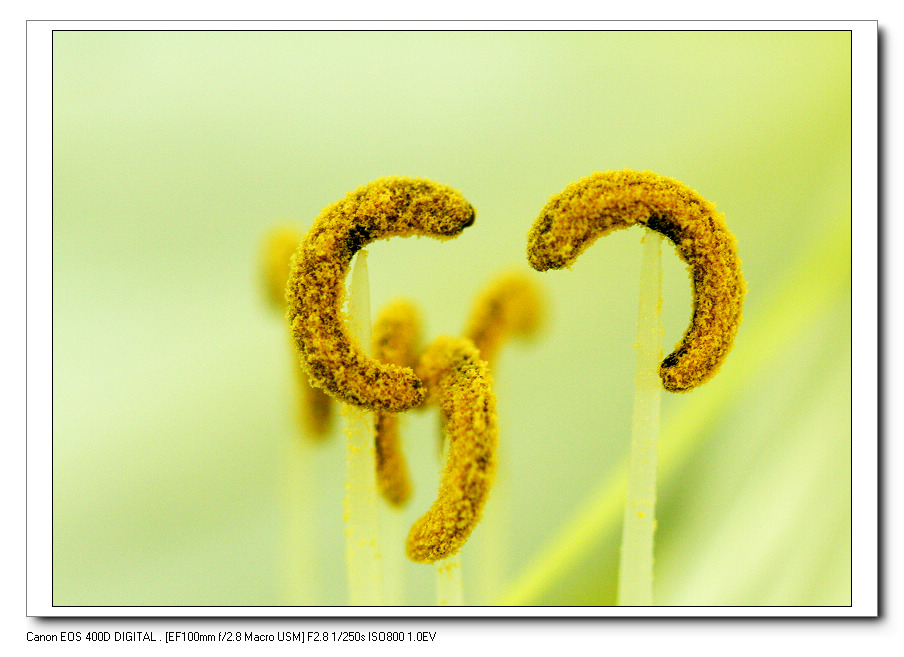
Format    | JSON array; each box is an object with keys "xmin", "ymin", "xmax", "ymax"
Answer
[
  {"xmin": 661, "ymin": 353, "xmax": 680, "ymax": 368},
  {"xmin": 345, "ymin": 224, "xmax": 374, "ymax": 255},
  {"xmin": 646, "ymin": 214, "xmax": 684, "ymax": 246},
  {"xmin": 463, "ymin": 205, "xmax": 476, "ymax": 228},
  {"xmin": 662, "ymin": 344, "xmax": 689, "ymax": 369}
]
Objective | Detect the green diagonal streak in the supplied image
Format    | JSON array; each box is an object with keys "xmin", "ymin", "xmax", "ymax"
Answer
[{"xmin": 497, "ymin": 213, "xmax": 851, "ymax": 606}]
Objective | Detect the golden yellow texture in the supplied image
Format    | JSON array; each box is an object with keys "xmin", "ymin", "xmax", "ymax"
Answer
[
  {"xmin": 371, "ymin": 299, "xmax": 422, "ymax": 506},
  {"xmin": 406, "ymin": 337, "xmax": 498, "ymax": 564},
  {"xmin": 526, "ymin": 169, "xmax": 745, "ymax": 392},
  {"xmin": 261, "ymin": 227, "xmax": 334, "ymax": 437},
  {"xmin": 464, "ymin": 270, "xmax": 544, "ymax": 364},
  {"xmin": 261, "ymin": 227, "xmax": 303, "ymax": 310},
  {"xmin": 286, "ymin": 177, "xmax": 476, "ymax": 412}
]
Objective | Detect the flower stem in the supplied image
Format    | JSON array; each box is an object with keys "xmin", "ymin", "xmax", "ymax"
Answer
[
  {"xmin": 283, "ymin": 438, "xmax": 319, "ymax": 605},
  {"xmin": 617, "ymin": 230, "xmax": 663, "ymax": 606},
  {"xmin": 380, "ymin": 503, "xmax": 405, "ymax": 605},
  {"xmin": 343, "ymin": 250, "xmax": 385, "ymax": 605}
]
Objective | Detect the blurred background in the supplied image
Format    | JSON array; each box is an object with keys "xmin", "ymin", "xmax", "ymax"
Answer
[{"xmin": 52, "ymin": 30, "xmax": 851, "ymax": 607}]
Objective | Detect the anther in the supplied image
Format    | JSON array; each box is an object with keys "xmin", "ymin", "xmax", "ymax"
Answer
[
  {"xmin": 286, "ymin": 177, "xmax": 477, "ymax": 412},
  {"xmin": 371, "ymin": 299, "xmax": 422, "ymax": 506},
  {"xmin": 526, "ymin": 169, "xmax": 745, "ymax": 392},
  {"xmin": 406, "ymin": 337, "xmax": 498, "ymax": 564},
  {"xmin": 464, "ymin": 270, "xmax": 544, "ymax": 365}
]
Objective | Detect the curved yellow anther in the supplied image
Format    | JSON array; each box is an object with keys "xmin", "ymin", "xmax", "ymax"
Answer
[
  {"xmin": 372, "ymin": 299, "xmax": 422, "ymax": 506},
  {"xmin": 464, "ymin": 270, "xmax": 544, "ymax": 364},
  {"xmin": 526, "ymin": 169, "xmax": 745, "ymax": 392},
  {"xmin": 287, "ymin": 177, "xmax": 476, "ymax": 412},
  {"xmin": 406, "ymin": 337, "xmax": 498, "ymax": 564}
]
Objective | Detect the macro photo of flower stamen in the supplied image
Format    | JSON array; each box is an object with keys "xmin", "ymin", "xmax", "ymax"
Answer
[{"xmin": 48, "ymin": 28, "xmax": 861, "ymax": 612}]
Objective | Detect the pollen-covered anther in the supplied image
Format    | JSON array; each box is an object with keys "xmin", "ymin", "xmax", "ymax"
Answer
[
  {"xmin": 286, "ymin": 176, "xmax": 477, "ymax": 412},
  {"xmin": 526, "ymin": 169, "xmax": 745, "ymax": 392},
  {"xmin": 464, "ymin": 270, "xmax": 544, "ymax": 365},
  {"xmin": 406, "ymin": 337, "xmax": 498, "ymax": 564},
  {"xmin": 372, "ymin": 299, "xmax": 422, "ymax": 506}
]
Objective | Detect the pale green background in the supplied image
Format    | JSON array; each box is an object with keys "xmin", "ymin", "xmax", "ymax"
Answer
[{"xmin": 53, "ymin": 30, "xmax": 852, "ymax": 606}]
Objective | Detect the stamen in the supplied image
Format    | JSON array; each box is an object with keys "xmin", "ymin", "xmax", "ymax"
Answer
[
  {"xmin": 371, "ymin": 299, "xmax": 422, "ymax": 506},
  {"xmin": 287, "ymin": 177, "xmax": 477, "ymax": 412},
  {"xmin": 526, "ymin": 169, "xmax": 745, "ymax": 392},
  {"xmin": 463, "ymin": 271, "xmax": 544, "ymax": 364},
  {"xmin": 406, "ymin": 337, "xmax": 498, "ymax": 564},
  {"xmin": 461, "ymin": 270, "xmax": 544, "ymax": 602}
]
